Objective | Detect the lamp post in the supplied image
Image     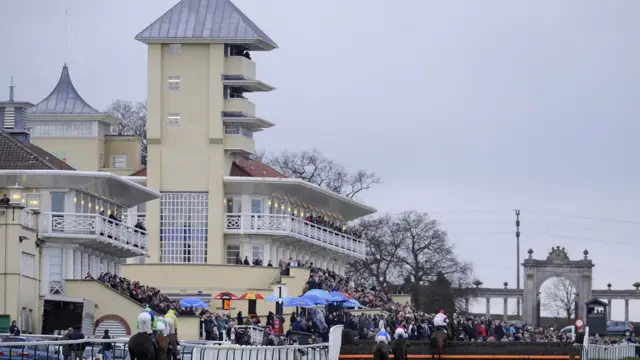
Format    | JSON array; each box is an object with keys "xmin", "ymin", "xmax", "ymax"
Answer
[{"xmin": 515, "ymin": 209, "xmax": 521, "ymax": 317}]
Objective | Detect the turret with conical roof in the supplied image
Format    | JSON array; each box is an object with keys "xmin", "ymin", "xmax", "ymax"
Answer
[{"xmin": 29, "ymin": 64, "xmax": 100, "ymax": 115}]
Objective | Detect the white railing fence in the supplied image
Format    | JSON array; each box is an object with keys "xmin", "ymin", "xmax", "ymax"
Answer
[
  {"xmin": 235, "ymin": 325, "xmax": 265, "ymax": 345},
  {"xmin": 0, "ymin": 337, "xmax": 330, "ymax": 360},
  {"xmin": 579, "ymin": 326, "xmax": 640, "ymax": 360},
  {"xmin": 586, "ymin": 344, "xmax": 639, "ymax": 360},
  {"xmin": 224, "ymin": 214, "xmax": 365, "ymax": 258},
  {"xmin": 40, "ymin": 212, "xmax": 148, "ymax": 252}
]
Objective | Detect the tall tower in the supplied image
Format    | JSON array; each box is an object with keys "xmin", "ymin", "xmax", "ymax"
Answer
[{"xmin": 135, "ymin": 0, "xmax": 277, "ymax": 264}]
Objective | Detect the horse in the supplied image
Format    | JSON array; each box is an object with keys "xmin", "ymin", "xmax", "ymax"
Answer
[
  {"xmin": 155, "ymin": 331, "xmax": 169, "ymax": 360},
  {"xmin": 128, "ymin": 332, "xmax": 156, "ymax": 360},
  {"xmin": 430, "ymin": 322, "xmax": 454, "ymax": 359}
]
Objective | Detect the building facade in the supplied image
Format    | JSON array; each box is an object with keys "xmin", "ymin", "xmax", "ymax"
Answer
[
  {"xmin": 133, "ymin": 0, "xmax": 376, "ymax": 273},
  {"xmin": 27, "ymin": 65, "xmax": 142, "ymax": 175}
]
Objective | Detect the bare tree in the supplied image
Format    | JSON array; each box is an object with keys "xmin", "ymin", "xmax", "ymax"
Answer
[
  {"xmin": 393, "ymin": 211, "xmax": 473, "ymax": 310},
  {"xmin": 346, "ymin": 215, "xmax": 404, "ymax": 289},
  {"xmin": 106, "ymin": 100, "xmax": 147, "ymax": 165},
  {"xmin": 542, "ymin": 277, "xmax": 576, "ymax": 322},
  {"xmin": 257, "ymin": 149, "xmax": 381, "ymax": 198}
]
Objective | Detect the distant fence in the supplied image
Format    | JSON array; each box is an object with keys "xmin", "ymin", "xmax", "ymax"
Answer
[{"xmin": 0, "ymin": 338, "xmax": 329, "ymax": 360}]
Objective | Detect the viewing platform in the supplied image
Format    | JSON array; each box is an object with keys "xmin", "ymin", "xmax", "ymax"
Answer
[
  {"xmin": 39, "ymin": 212, "xmax": 148, "ymax": 257},
  {"xmin": 224, "ymin": 213, "xmax": 365, "ymax": 258}
]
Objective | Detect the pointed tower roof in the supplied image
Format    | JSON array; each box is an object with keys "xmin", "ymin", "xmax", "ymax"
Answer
[
  {"xmin": 28, "ymin": 65, "xmax": 100, "ymax": 115},
  {"xmin": 135, "ymin": 0, "xmax": 277, "ymax": 51}
]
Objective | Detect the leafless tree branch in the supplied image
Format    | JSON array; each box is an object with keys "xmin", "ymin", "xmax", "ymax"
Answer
[
  {"xmin": 106, "ymin": 100, "xmax": 147, "ymax": 165},
  {"xmin": 259, "ymin": 149, "xmax": 381, "ymax": 198},
  {"xmin": 542, "ymin": 277, "xmax": 576, "ymax": 322}
]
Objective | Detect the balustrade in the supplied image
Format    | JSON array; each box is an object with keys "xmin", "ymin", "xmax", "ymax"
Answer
[
  {"xmin": 40, "ymin": 212, "xmax": 148, "ymax": 252},
  {"xmin": 224, "ymin": 213, "xmax": 365, "ymax": 258}
]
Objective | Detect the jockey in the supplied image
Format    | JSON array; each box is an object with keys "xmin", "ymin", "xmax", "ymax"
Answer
[
  {"xmin": 138, "ymin": 306, "xmax": 158, "ymax": 333},
  {"xmin": 165, "ymin": 309, "xmax": 178, "ymax": 335},
  {"xmin": 156, "ymin": 320, "xmax": 168, "ymax": 337},
  {"xmin": 157, "ymin": 316, "xmax": 169, "ymax": 336},
  {"xmin": 433, "ymin": 310, "xmax": 449, "ymax": 333},
  {"xmin": 137, "ymin": 311, "xmax": 153, "ymax": 334},
  {"xmin": 394, "ymin": 327, "xmax": 407, "ymax": 339},
  {"xmin": 375, "ymin": 328, "xmax": 391, "ymax": 344}
]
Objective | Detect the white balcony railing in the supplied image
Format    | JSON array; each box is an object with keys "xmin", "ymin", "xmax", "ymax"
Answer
[
  {"xmin": 224, "ymin": 213, "xmax": 365, "ymax": 258},
  {"xmin": 40, "ymin": 212, "xmax": 148, "ymax": 252},
  {"xmin": 122, "ymin": 212, "xmax": 147, "ymax": 228}
]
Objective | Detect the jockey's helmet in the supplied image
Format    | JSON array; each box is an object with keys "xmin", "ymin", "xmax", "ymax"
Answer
[{"xmin": 440, "ymin": 310, "xmax": 445, "ymax": 314}]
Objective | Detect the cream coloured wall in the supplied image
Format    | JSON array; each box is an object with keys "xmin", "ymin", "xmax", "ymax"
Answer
[
  {"xmin": 224, "ymin": 56, "xmax": 256, "ymax": 80},
  {"xmin": 0, "ymin": 206, "xmax": 41, "ymax": 333},
  {"xmin": 64, "ymin": 280, "xmax": 201, "ymax": 340},
  {"xmin": 120, "ymin": 264, "xmax": 280, "ymax": 290},
  {"xmin": 120, "ymin": 264, "xmax": 308, "ymax": 319},
  {"xmin": 223, "ymin": 135, "xmax": 255, "ymax": 154},
  {"xmin": 145, "ymin": 43, "xmax": 234, "ymax": 264},
  {"xmin": 102, "ymin": 136, "xmax": 142, "ymax": 175},
  {"xmin": 31, "ymin": 138, "xmax": 101, "ymax": 171}
]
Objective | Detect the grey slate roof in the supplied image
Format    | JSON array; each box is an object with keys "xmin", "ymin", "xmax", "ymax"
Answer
[
  {"xmin": 28, "ymin": 65, "xmax": 100, "ymax": 115},
  {"xmin": 0, "ymin": 130, "xmax": 75, "ymax": 170},
  {"xmin": 135, "ymin": 0, "xmax": 278, "ymax": 50}
]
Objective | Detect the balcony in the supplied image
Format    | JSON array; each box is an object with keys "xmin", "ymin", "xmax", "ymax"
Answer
[
  {"xmin": 224, "ymin": 213, "xmax": 366, "ymax": 259},
  {"xmin": 224, "ymin": 98, "xmax": 256, "ymax": 117},
  {"xmin": 39, "ymin": 212, "xmax": 148, "ymax": 257},
  {"xmin": 223, "ymin": 125, "xmax": 256, "ymax": 154},
  {"xmin": 224, "ymin": 56, "xmax": 256, "ymax": 80}
]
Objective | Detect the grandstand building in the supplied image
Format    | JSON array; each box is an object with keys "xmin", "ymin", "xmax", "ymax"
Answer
[{"xmin": 0, "ymin": 0, "xmax": 375, "ymax": 338}]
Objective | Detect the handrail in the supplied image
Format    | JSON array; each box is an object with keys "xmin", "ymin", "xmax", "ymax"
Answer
[
  {"xmin": 225, "ymin": 213, "xmax": 365, "ymax": 257},
  {"xmin": 225, "ymin": 213, "xmax": 362, "ymax": 243},
  {"xmin": 41, "ymin": 212, "xmax": 149, "ymax": 236}
]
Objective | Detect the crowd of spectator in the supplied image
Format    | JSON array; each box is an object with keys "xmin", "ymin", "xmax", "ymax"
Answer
[
  {"xmin": 303, "ymin": 215, "xmax": 362, "ymax": 238},
  {"xmin": 92, "ymin": 264, "xmax": 634, "ymax": 346},
  {"xmin": 96, "ymin": 272, "xmax": 190, "ymax": 315}
]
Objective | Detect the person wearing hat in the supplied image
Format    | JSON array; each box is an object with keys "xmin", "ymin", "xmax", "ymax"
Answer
[{"xmin": 433, "ymin": 310, "xmax": 449, "ymax": 333}]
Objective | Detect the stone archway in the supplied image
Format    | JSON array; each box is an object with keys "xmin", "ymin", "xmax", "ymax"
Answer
[{"xmin": 522, "ymin": 247, "xmax": 594, "ymax": 325}]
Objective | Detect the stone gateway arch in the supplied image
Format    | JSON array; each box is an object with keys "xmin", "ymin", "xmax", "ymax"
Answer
[
  {"xmin": 522, "ymin": 247, "xmax": 593, "ymax": 325},
  {"xmin": 465, "ymin": 247, "xmax": 640, "ymax": 325}
]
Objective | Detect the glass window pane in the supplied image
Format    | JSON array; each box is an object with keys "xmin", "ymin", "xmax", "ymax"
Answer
[{"xmin": 251, "ymin": 199, "xmax": 262, "ymax": 214}]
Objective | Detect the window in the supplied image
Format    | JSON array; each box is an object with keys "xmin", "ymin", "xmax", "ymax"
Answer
[
  {"xmin": 224, "ymin": 123, "xmax": 253, "ymax": 138},
  {"xmin": 100, "ymin": 153, "xmax": 105, "ymax": 167},
  {"xmin": 251, "ymin": 198, "xmax": 263, "ymax": 214},
  {"xmin": 168, "ymin": 76, "xmax": 181, "ymax": 91},
  {"xmin": 160, "ymin": 192, "xmax": 209, "ymax": 264},
  {"xmin": 30, "ymin": 121, "xmax": 97, "ymax": 137},
  {"xmin": 168, "ymin": 113, "xmax": 180, "ymax": 126},
  {"xmin": 225, "ymin": 197, "xmax": 241, "ymax": 213},
  {"xmin": 21, "ymin": 252, "xmax": 35, "ymax": 277},
  {"xmin": 49, "ymin": 248, "xmax": 63, "ymax": 294},
  {"xmin": 168, "ymin": 44, "xmax": 182, "ymax": 55},
  {"xmin": 226, "ymin": 245, "xmax": 240, "ymax": 264},
  {"xmin": 4, "ymin": 107, "xmax": 15, "ymax": 128},
  {"xmin": 110, "ymin": 155, "xmax": 127, "ymax": 169},
  {"xmin": 251, "ymin": 244, "xmax": 263, "ymax": 264}
]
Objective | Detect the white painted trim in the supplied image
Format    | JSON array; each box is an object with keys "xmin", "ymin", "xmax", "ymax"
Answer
[{"xmin": 223, "ymin": 176, "xmax": 376, "ymax": 213}]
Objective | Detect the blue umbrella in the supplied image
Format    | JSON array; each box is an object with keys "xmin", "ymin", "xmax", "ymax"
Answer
[
  {"xmin": 265, "ymin": 294, "xmax": 292, "ymax": 303},
  {"xmin": 329, "ymin": 292, "xmax": 350, "ymax": 302},
  {"xmin": 342, "ymin": 299, "xmax": 363, "ymax": 308},
  {"xmin": 180, "ymin": 297, "xmax": 208, "ymax": 309},
  {"xmin": 303, "ymin": 289, "xmax": 334, "ymax": 301},
  {"xmin": 300, "ymin": 293, "xmax": 328, "ymax": 305},
  {"xmin": 283, "ymin": 297, "xmax": 317, "ymax": 308}
]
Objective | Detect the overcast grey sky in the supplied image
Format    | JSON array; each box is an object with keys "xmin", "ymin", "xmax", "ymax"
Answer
[{"xmin": 2, "ymin": 0, "xmax": 639, "ymax": 320}]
